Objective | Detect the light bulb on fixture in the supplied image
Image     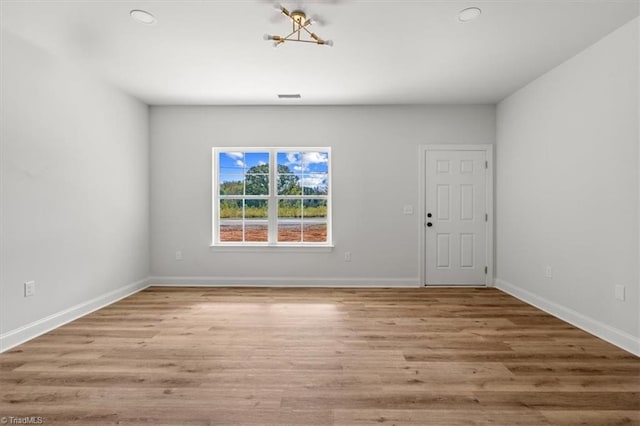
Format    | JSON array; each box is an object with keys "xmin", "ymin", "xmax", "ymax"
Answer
[{"xmin": 279, "ymin": 6, "xmax": 291, "ymax": 17}]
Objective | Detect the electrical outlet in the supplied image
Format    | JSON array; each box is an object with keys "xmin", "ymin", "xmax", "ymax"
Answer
[
  {"xmin": 344, "ymin": 251, "xmax": 352, "ymax": 262},
  {"xmin": 545, "ymin": 266, "xmax": 553, "ymax": 278},
  {"xmin": 175, "ymin": 250, "xmax": 183, "ymax": 261},
  {"xmin": 24, "ymin": 281, "xmax": 35, "ymax": 297},
  {"xmin": 615, "ymin": 285, "xmax": 626, "ymax": 301}
]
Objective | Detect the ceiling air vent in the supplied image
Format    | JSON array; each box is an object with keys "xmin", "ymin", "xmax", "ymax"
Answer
[{"xmin": 278, "ymin": 94, "xmax": 301, "ymax": 99}]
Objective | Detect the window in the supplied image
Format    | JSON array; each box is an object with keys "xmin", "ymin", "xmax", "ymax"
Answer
[{"xmin": 213, "ymin": 148, "xmax": 331, "ymax": 246}]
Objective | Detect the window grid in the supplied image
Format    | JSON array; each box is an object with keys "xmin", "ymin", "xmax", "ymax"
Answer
[{"xmin": 213, "ymin": 148, "xmax": 331, "ymax": 246}]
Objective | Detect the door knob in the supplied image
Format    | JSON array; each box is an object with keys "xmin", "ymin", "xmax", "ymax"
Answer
[
  {"xmin": 427, "ymin": 213, "xmax": 432, "ymax": 218},
  {"xmin": 427, "ymin": 222, "xmax": 433, "ymax": 227}
]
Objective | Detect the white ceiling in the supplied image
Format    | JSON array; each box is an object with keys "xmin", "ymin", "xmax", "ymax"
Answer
[{"xmin": 1, "ymin": 0, "xmax": 638, "ymax": 105}]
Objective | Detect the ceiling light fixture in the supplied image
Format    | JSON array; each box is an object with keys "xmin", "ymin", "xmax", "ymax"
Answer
[
  {"xmin": 457, "ymin": 7, "xmax": 482, "ymax": 23},
  {"xmin": 265, "ymin": 6, "xmax": 333, "ymax": 47},
  {"xmin": 130, "ymin": 9, "xmax": 156, "ymax": 25}
]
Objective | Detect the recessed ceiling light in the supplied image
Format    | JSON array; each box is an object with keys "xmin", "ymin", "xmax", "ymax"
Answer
[
  {"xmin": 130, "ymin": 9, "xmax": 156, "ymax": 25},
  {"xmin": 457, "ymin": 7, "xmax": 482, "ymax": 23}
]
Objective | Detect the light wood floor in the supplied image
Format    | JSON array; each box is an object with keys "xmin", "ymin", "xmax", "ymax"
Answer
[{"xmin": 1, "ymin": 287, "xmax": 638, "ymax": 425}]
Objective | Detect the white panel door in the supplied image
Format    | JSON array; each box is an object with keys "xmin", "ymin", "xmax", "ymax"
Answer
[{"xmin": 425, "ymin": 149, "xmax": 488, "ymax": 285}]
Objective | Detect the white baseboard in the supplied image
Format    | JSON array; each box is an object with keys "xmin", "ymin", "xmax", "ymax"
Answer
[
  {"xmin": 11, "ymin": 276, "xmax": 634, "ymax": 357},
  {"xmin": 0, "ymin": 278, "xmax": 150, "ymax": 353},
  {"xmin": 147, "ymin": 276, "xmax": 420, "ymax": 288},
  {"xmin": 495, "ymin": 278, "xmax": 640, "ymax": 357}
]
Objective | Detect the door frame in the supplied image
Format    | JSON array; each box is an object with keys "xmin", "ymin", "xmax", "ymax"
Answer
[{"xmin": 418, "ymin": 144, "xmax": 494, "ymax": 287}]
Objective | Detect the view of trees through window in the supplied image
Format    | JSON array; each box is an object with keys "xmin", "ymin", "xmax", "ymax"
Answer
[{"xmin": 216, "ymin": 149, "xmax": 329, "ymax": 244}]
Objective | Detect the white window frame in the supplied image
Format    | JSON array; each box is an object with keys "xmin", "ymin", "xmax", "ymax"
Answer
[{"xmin": 212, "ymin": 147, "xmax": 332, "ymax": 247}]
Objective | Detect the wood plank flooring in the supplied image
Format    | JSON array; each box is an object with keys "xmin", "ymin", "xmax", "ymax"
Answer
[{"xmin": 1, "ymin": 287, "xmax": 638, "ymax": 425}]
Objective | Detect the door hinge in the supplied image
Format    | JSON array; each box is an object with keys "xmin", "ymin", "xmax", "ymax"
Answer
[
  {"xmin": 485, "ymin": 213, "xmax": 488, "ymax": 222},
  {"xmin": 485, "ymin": 266, "xmax": 488, "ymax": 274},
  {"xmin": 485, "ymin": 160, "xmax": 488, "ymax": 169}
]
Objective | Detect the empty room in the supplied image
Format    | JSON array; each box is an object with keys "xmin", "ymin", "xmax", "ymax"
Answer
[{"xmin": 1, "ymin": 0, "xmax": 639, "ymax": 424}]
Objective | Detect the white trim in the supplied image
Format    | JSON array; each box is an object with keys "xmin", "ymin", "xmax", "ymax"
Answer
[
  {"xmin": 420, "ymin": 145, "xmax": 493, "ymax": 151},
  {"xmin": 418, "ymin": 144, "xmax": 494, "ymax": 287},
  {"xmin": 418, "ymin": 146, "xmax": 426, "ymax": 286},
  {"xmin": 147, "ymin": 276, "xmax": 420, "ymax": 288},
  {"xmin": 495, "ymin": 278, "xmax": 640, "ymax": 357},
  {"xmin": 637, "ymin": 17, "xmax": 640, "ymax": 362},
  {"xmin": 486, "ymin": 145, "xmax": 494, "ymax": 287},
  {"xmin": 0, "ymin": 278, "xmax": 150, "ymax": 353},
  {"xmin": 209, "ymin": 244, "xmax": 334, "ymax": 252},
  {"xmin": 5, "ymin": 275, "xmax": 635, "ymax": 357}
]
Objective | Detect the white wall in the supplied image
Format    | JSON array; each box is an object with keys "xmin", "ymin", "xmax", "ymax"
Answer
[
  {"xmin": 0, "ymin": 31, "xmax": 150, "ymax": 350},
  {"xmin": 150, "ymin": 105, "xmax": 495, "ymax": 286},
  {"xmin": 496, "ymin": 18, "xmax": 639, "ymax": 354}
]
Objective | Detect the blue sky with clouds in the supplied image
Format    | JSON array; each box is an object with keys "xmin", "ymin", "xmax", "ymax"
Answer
[{"xmin": 219, "ymin": 151, "xmax": 329, "ymax": 191}]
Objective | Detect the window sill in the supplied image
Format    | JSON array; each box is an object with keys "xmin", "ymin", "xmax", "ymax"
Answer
[{"xmin": 209, "ymin": 244, "xmax": 334, "ymax": 253}]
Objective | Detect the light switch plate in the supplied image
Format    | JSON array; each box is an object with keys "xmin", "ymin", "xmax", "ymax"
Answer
[{"xmin": 24, "ymin": 281, "xmax": 35, "ymax": 297}]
